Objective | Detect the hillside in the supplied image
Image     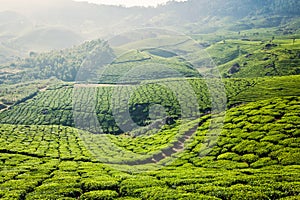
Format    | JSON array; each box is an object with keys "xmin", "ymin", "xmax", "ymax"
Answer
[
  {"xmin": 0, "ymin": 0, "xmax": 299, "ymax": 199},
  {"xmin": 1, "ymin": 27, "xmax": 299, "ymax": 85},
  {"xmin": 0, "ymin": 75, "xmax": 299, "ymax": 134},
  {"xmin": 12, "ymin": 27, "xmax": 83, "ymax": 52},
  {"xmin": 0, "ymin": 0, "xmax": 299, "ymax": 60},
  {"xmin": 205, "ymin": 35, "xmax": 300, "ymax": 78},
  {"xmin": 0, "ymin": 39, "xmax": 204, "ymax": 85},
  {"xmin": 0, "ymin": 39, "xmax": 115, "ymax": 84},
  {"xmin": 0, "ymin": 96, "xmax": 299, "ymax": 199}
]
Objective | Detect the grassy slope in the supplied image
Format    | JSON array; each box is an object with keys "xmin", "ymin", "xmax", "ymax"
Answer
[
  {"xmin": 202, "ymin": 37, "xmax": 300, "ymax": 78},
  {"xmin": 99, "ymin": 50, "xmax": 200, "ymax": 83}
]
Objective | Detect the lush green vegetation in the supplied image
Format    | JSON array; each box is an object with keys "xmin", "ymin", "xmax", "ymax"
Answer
[
  {"xmin": 0, "ymin": 1, "xmax": 299, "ymax": 198},
  {"xmin": 0, "ymin": 40, "xmax": 114, "ymax": 84},
  {"xmin": 1, "ymin": 75, "xmax": 299, "ymax": 135},
  {"xmin": 0, "ymin": 96, "xmax": 299, "ymax": 199},
  {"xmin": 193, "ymin": 34, "xmax": 300, "ymax": 78},
  {"xmin": 0, "ymin": 78, "xmax": 212, "ymax": 134},
  {"xmin": 0, "ymin": 79, "xmax": 64, "ymax": 109},
  {"xmin": 0, "ymin": 39, "xmax": 201, "ymax": 85}
]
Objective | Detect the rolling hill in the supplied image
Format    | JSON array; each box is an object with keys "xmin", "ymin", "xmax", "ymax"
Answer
[
  {"xmin": 0, "ymin": 0, "xmax": 299, "ymax": 199},
  {"xmin": 0, "ymin": 96, "xmax": 299, "ymax": 199},
  {"xmin": 0, "ymin": 0, "xmax": 299, "ymax": 61}
]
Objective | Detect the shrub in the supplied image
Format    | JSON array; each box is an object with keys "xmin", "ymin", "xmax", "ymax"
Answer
[
  {"xmin": 279, "ymin": 138, "xmax": 300, "ymax": 148},
  {"xmin": 279, "ymin": 152, "xmax": 300, "ymax": 165},
  {"xmin": 217, "ymin": 152, "xmax": 240, "ymax": 161},
  {"xmin": 232, "ymin": 140, "xmax": 257, "ymax": 154},
  {"xmin": 230, "ymin": 191, "xmax": 269, "ymax": 200},
  {"xmin": 248, "ymin": 131, "xmax": 264, "ymax": 140},
  {"xmin": 81, "ymin": 179, "xmax": 119, "ymax": 191},
  {"xmin": 196, "ymin": 185, "xmax": 229, "ymax": 199},
  {"xmin": 57, "ymin": 188, "xmax": 82, "ymax": 198},
  {"xmin": 240, "ymin": 154, "xmax": 259, "ymax": 163},
  {"xmin": 261, "ymin": 134, "xmax": 287, "ymax": 143},
  {"xmin": 275, "ymin": 182, "xmax": 300, "ymax": 196},
  {"xmin": 248, "ymin": 115, "xmax": 275, "ymax": 124},
  {"xmin": 80, "ymin": 190, "xmax": 118, "ymax": 200},
  {"xmin": 202, "ymin": 160, "xmax": 248, "ymax": 169},
  {"xmin": 250, "ymin": 157, "xmax": 277, "ymax": 168},
  {"xmin": 120, "ymin": 177, "xmax": 164, "ymax": 196},
  {"xmin": 139, "ymin": 186, "xmax": 221, "ymax": 200}
]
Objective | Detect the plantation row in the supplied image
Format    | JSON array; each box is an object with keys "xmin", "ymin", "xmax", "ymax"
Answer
[
  {"xmin": 3, "ymin": 75, "xmax": 298, "ymax": 134},
  {"xmin": 0, "ymin": 119, "xmax": 200, "ymax": 166},
  {"xmin": 98, "ymin": 50, "xmax": 201, "ymax": 84},
  {"xmin": 1, "ymin": 152, "xmax": 299, "ymax": 200},
  {"xmin": 0, "ymin": 79, "xmax": 63, "ymax": 109},
  {"xmin": 178, "ymin": 96, "xmax": 300, "ymax": 169},
  {"xmin": 0, "ymin": 78, "xmax": 232, "ymax": 134},
  {"xmin": 0, "ymin": 153, "xmax": 127, "ymax": 200},
  {"xmin": 82, "ymin": 118, "xmax": 201, "ymax": 165},
  {"xmin": 0, "ymin": 125, "xmax": 92, "ymax": 161},
  {"xmin": 1, "ymin": 152, "xmax": 298, "ymax": 200},
  {"xmin": 0, "ymin": 96, "xmax": 299, "ymax": 199}
]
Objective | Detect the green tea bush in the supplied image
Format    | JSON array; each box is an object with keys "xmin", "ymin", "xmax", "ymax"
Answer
[
  {"xmin": 81, "ymin": 178, "xmax": 119, "ymax": 191},
  {"xmin": 261, "ymin": 134, "xmax": 287, "ymax": 143},
  {"xmin": 80, "ymin": 190, "xmax": 118, "ymax": 200},
  {"xmin": 57, "ymin": 188, "xmax": 82, "ymax": 198},
  {"xmin": 120, "ymin": 176, "xmax": 164, "ymax": 196},
  {"xmin": 240, "ymin": 154, "xmax": 259, "ymax": 164},
  {"xmin": 230, "ymin": 191, "xmax": 269, "ymax": 200},
  {"xmin": 217, "ymin": 152, "xmax": 240, "ymax": 161},
  {"xmin": 250, "ymin": 157, "xmax": 278, "ymax": 168}
]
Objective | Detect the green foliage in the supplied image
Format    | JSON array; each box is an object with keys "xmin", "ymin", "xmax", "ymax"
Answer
[
  {"xmin": 80, "ymin": 190, "xmax": 118, "ymax": 200},
  {"xmin": 82, "ymin": 178, "xmax": 119, "ymax": 191},
  {"xmin": 182, "ymin": 96, "xmax": 300, "ymax": 171},
  {"xmin": 217, "ymin": 152, "xmax": 240, "ymax": 161},
  {"xmin": 1, "ymin": 40, "xmax": 115, "ymax": 83},
  {"xmin": 240, "ymin": 154, "xmax": 259, "ymax": 164},
  {"xmin": 0, "ymin": 3, "xmax": 300, "ymax": 200},
  {"xmin": 206, "ymin": 38, "xmax": 300, "ymax": 78},
  {"xmin": 1, "ymin": 75, "xmax": 300, "ymax": 135}
]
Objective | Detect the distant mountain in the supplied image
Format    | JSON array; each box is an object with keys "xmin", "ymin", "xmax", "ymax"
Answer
[
  {"xmin": 0, "ymin": 0, "xmax": 299, "ymax": 62},
  {"xmin": 12, "ymin": 27, "xmax": 83, "ymax": 52}
]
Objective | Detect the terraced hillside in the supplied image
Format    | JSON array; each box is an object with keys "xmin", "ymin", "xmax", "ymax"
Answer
[
  {"xmin": 195, "ymin": 35, "xmax": 300, "ymax": 78},
  {"xmin": 0, "ymin": 1, "xmax": 299, "ymax": 199},
  {"xmin": 1, "ymin": 76, "xmax": 299, "ymax": 135},
  {"xmin": 0, "ymin": 38, "xmax": 201, "ymax": 85},
  {"xmin": 0, "ymin": 96, "xmax": 299, "ymax": 199}
]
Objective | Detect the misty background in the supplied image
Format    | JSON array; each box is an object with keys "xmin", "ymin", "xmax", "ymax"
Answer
[{"xmin": 0, "ymin": 0, "xmax": 299, "ymax": 63}]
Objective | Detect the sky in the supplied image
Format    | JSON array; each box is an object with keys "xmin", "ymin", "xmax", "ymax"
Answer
[{"xmin": 73, "ymin": 0, "xmax": 187, "ymax": 7}]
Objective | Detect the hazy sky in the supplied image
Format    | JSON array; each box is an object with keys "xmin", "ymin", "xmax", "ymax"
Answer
[{"xmin": 73, "ymin": 0, "xmax": 187, "ymax": 7}]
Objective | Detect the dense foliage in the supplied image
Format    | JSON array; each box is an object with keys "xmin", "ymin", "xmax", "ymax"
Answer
[
  {"xmin": 0, "ymin": 96, "xmax": 299, "ymax": 199},
  {"xmin": 1, "ymin": 75, "xmax": 299, "ymax": 135},
  {"xmin": 0, "ymin": 40, "xmax": 114, "ymax": 84}
]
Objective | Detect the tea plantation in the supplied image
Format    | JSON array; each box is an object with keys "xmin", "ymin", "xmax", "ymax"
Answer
[
  {"xmin": 1, "ymin": 76, "xmax": 300, "ymax": 134},
  {"xmin": 0, "ymin": 96, "xmax": 299, "ymax": 199},
  {"xmin": 1, "ymin": 0, "xmax": 300, "ymax": 199}
]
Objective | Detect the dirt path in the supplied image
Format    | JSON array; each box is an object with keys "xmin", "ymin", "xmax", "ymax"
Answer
[
  {"xmin": 38, "ymin": 86, "xmax": 49, "ymax": 92},
  {"xmin": 74, "ymin": 83, "xmax": 134, "ymax": 88},
  {"xmin": 0, "ymin": 106, "xmax": 10, "ymax": 113},
  {"xmin": 121, "ymin": 121, "xmax": 203, "ymax": 165}
]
